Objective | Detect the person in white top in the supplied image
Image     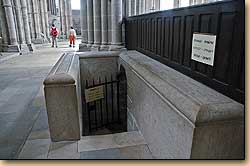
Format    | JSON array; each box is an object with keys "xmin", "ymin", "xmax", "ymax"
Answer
[{"xmin": 69, "ymin": 26, "xmax": 76, "ymax": 48}]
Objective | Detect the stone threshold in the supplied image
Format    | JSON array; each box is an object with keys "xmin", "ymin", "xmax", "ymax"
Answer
[{"xmin": 78, "ymin": 131, "xmax": 147, "ymax": 152}]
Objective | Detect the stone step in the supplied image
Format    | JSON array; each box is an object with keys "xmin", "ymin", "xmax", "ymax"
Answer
[
  {"xmin": 78, "ymin": 131, "xmax": 153, "ymax": 159},
  {"xmin": 78, "ymin": 131, "xmax": 147, "ymax": 152}
]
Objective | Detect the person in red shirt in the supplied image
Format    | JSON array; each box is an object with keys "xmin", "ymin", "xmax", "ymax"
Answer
[{"xmin": 50, "ymin": 24, "xmax": 58, "ymax": 48}]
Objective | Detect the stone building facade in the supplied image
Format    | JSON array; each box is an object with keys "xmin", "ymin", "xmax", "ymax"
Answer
[{"xmin": 0, "ymin": 0, "xmax": 72, "ymax": 53}]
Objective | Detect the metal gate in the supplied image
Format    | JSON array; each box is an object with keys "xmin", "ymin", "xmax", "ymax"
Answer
[{"xmin": 83, "ymin": 75, "xmax": 122, "ymax": 135}]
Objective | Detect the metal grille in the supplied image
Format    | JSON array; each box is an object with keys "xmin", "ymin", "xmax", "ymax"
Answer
[{"xmin": 83, "ymin": 75, "xmax": 122, "ymax": 135}]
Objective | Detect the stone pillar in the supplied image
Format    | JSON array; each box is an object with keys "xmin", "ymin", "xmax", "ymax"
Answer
[
  {"xmin": 135, "ymin": 0, "xmax": 139, "ymax": 15},
  {"xmin": 92, "ymin": 0, "xmax": 101, "ymax": 50},
  {"xmin": 59, "ymin": 0, "xmax": 65, "ymax": 37},
  {"xmin": 64, "ymin": 0, "xmax": 69, "ymax": 38},
  {"xmin": 40, "ymin": 0, "xmax": 47, "ymax": 42},
  {"xmin": 13, "ymin": 0, "xmax": 26, "ymax": 45},
  {"xmin": 107, "ymin": 0, "xmax": 112, "ymax": 44},
  {"xmin": 131, "ymin": 0, "xmax": 135, "ymax": 16},
  {"xmin": 2, "ymin": 0, "xmax": 19, "ymax": 51},
  {"xmin": 100, "ymin": 0, "xmax": 109, "ymax": 50},
  {"xmin": 79, "ymin": 0, "xmax": 88, "ymax": 51},
  {"xmin": 138, "ymin": 0, "xmax": 142, "ymax": 14},
  {"xmin": 68, "ymin": 0, "xmax": 72, "ymax": 27},
  {"xmin": 0, "ymin": 1, "xmax": 9, "ymax": 46},
  {"xmin": 145, "ymin": 0, "xmax": 151, "ymax": 13},
  {"xmin": 20, "ymin": 0, "xmax": 34, "ymax": 51},
  {"xmin": 26, "ymin": 0, "xmax": 35, "ymax": 40},
  {"xmin": 32, "ymin": 0, "xmax": 43, "ymax": 43},
  {"xmin": 142, "ymin": 0, "xmax": 145, "ymax": 14},
  {"xmin": 43, "ymin": 0, "xmax": 50, "ymax": 41},
  {"xmin": 125, "ymin": 0, "xmax": 129, "ymax": 16},
  {"xmin": 110, "ymin": 0, "xmax": 124, "ymax": 50},
  {"xmin": 87, "ymin": 0, "xmax": 94, "ymax": 47},
  {"xmin": 174, "ymin": 0, "xmax": 180, "ymax": 8},
  {"xmin": 155, "ymin": 0, "xmax": 160, "ymax": 11}
]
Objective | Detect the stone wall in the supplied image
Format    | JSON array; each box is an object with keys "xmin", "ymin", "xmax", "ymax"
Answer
[{"xmin": 118, "ymin": 51, "xmax": 244, "ymax": 159}]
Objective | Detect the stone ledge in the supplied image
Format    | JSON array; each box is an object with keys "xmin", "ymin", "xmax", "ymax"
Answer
[
  {"xmin": 119, "ymin": 51, "xmax": 243, "ymax": 125},
  {"xmin": 78, "ymin": 51, "xmax": 120, "ymax": 59},
  {"xmin": 43, "ymin": 53, "xmax": 78, "ymax": 86},
  {"xmin": 43, "ymin": 73, "xmax": 75, "ymax": 85}
]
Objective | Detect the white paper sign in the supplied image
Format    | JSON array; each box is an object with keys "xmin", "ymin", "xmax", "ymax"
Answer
[{"xmin": 191, "ymin": 33, "xmax": 216, "ymax": 66}]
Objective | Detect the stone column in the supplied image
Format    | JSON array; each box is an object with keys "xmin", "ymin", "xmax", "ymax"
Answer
[
  {"xmin": 13, "ymin": 0, "xmax": 26, "ymax": 45},
  {"xmin": 145, "ymin": 0, "xmax": 151, "ymax": 13},
  {"xmin": 174, "ymin": 0, "xmax": 180, "ymax": 8},
  {"xmin": 40, "ymin": 0, "xmax": 47, "ymax": 42},
  {"xmin": 59, "ymin": 0, "xmax": 65, "ymax": 37},
  {"xmin": 26, "ymin": 0, "xmax": 35, "ymax": 40},
  {"xmin": 32, "ymin": 0, "xmax": 43, "ymax": 43},
  {"xmin": 107, "ymin": 0, "xmax": 112, "ymax": 44},
  {"xmin": 20, "ymin": 0, "xmax": 34, "ymax": 51},
  {"xmin": 87, "ymin": 0, "xmax": 94, "ymax": 47},
  {"xmin": 142, "ymin": 0, "xmax": 145, "ymax": 14},
  {"xmin": 68, "ymin": 0, "xmax": 72, "ymax": 27},
  {"xmin": 79, "ymin": 0, "xmax": 88, "ymax": 51},
  {"xmin": 110, "ymin": 0, "xmax": 124, "ymax": 50},
  {"xmin": 100, "ymin": 0, "xmax": 109, "ymax": 50},
  {"xmin": 155, "ymin": 0, "xmax": 160, "ymax": 11},
  {"xmin": 43, "ymin": 0, "xmax": 50, "ymax": 41},
  {"xmin": 92, "ymin": 0, "xmax": 101, "ymax": 50},
  {"xmin": 135, "ymin": 0, "xmax": 139, "ymax": 15},
  {"xmin": 64, "ymin": 0, "xmax": 69, "ymax": 38},
  {"xmin": 0, "ymin": 1, "xmax": 9, "ymax": 46},
  {"xmin": 131, "ymin": 0, "xmax": 135, "ymax": 16},
  {"xmin": 138, "ymin": 0, "xmax": 142, "ymax": 14},
  {"xmin": 2, "ymin": 0, "xmax": 19, "ymax": 51}
]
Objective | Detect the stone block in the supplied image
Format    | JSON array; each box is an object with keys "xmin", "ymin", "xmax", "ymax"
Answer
[{"xmin": 44, "ymin": 53, "xmax": 81, "ymax": 142}]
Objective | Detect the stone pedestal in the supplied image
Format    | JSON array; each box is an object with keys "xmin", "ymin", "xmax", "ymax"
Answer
[
  {"xmin": 79, "ymin": 43, "xmax": 90, "ymax": 51},
  {"xmin": 32, "ymin": 38, "xmax": 44, "ymax": 44},
  {"xmin": 2, "ymin": 44, "xmax": 20, "ymax": 52}
]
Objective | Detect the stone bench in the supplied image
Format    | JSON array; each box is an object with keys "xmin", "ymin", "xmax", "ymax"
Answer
[
  {"xmin": 118, "ymin": 51, "xmax": 244, "ymax": 159},
  {"xmin": 43, "ymin": 52, "xmax": 81, "ymax": 142}
]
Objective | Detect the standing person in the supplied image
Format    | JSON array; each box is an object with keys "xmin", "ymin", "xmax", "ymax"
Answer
[
  {"xmin": 69, "ymin": 26, "xmax": 76, "ymax": 48},
  {"xmin": 50, "ymin": 24, "xmax": 58, "ymax": 48}
]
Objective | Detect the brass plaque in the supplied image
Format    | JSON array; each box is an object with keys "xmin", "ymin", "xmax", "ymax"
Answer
[{"xmin": 85, "ymin": 85, "xmax": 104, "ymax": 103}]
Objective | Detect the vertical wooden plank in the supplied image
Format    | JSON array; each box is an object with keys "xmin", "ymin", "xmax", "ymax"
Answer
[
  {"xmin": 164, "ymin": 17, "xmax": 170, "ymax": 59},
  {"xmin": 183, "ymin": 15, "xmax": 194, "ymax": 68},
  {"xmin": 172, "ymin": 16, "xmax": 181, "ymax": 63}
]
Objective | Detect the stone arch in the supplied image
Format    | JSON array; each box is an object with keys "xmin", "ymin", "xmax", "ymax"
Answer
[{"xmin": 117, "ymin": 65, "xmax": 127, "ymax": 131}]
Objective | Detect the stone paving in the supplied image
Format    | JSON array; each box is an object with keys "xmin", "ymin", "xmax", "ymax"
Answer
[{"xmin": 0, "ymin": 40, "xmax": 79, "ymax": 159}]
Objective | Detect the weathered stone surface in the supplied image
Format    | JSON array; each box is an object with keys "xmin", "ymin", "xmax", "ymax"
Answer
[
  {"xmin": 44, "ymin": 53, "xmax": 81, "ymax": 141},
  {"xmin": 78, "ymin": 51, "xmax": 120, "ymax": 88},
  {"xmin": 118, "ymin": 50, "xmax": 244, "ymax": 159},
  {"xmin": 18, "ymin": 139, "xmax": 50, "ymax": 159},
  {"xmin": 78, "ymin": 131, "xmax": 146, "ymax": 152},
  {"xmin": 48, "ymin": 141, "xmax": 80, "ymax": 159},
  {"xmin": 80, "ymin": 144, "xmax": 153, "ymax": 159}
]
